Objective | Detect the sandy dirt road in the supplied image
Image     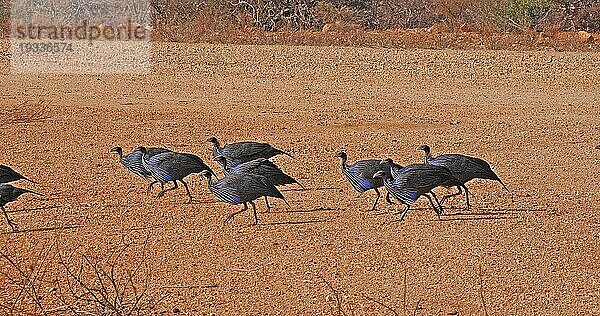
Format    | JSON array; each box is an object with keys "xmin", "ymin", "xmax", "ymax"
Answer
[{"xmin": 1, "ymin": 42, "xmax": 600, "ymax": 315}]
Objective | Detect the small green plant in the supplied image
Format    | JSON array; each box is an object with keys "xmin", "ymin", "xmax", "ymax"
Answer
[{"xmin": 495, "ymin": 0, "xmax": 551, "ymax": 31}]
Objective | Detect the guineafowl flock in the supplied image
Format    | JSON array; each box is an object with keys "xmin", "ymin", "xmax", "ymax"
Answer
[{"xmin": 2, "ymin": 136, "xmax": 519, "ymax": 231}]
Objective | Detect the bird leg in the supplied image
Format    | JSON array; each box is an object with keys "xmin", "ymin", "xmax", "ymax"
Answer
[
  {"xmin": 463, "ymin": 185, "xmax": 471, "ymax": 210},
  {"xmin": 394, "ymin": 204, "xmax": 410, "ymax": 222},
  {"xmin": 225, "ymin": 203, "xmax": 248, "ymax": 224},
  {"xmin": 264, "ymin": 197, "xmax": 271, "ymax": 210},
  {"xmin": 440, "ymin": 185, "xmax": 464, "ymax": 206},
  {"xmin": 371, "ymin": 187, "xmax": 381, "ymax": 211},
  {"xmin": 250, "ymin": 201, "xmax": 259, "ymax": 225},
  {"xmin": 156, "ymin": 181, "xmax": 178, "ymax": 199},
  {"xmin": 385, "ymin": 192, "xmax": 394, "ymax": 205},
  {"xmin": 2, "ymin": 206, "xmax": 17, "ymax": 232},
  {"xmin": 180, "ymin": 180, "xmax": 193, "ymax": 204},
  {"xmin": 431, "ymin": 192, "xmax": 444, "ymax": 216},
  {"xmin": 426, "ymin": 192, "xmax": 443, "ymax": 219},
  {"xmin": 146, "ymin": 181, "xmax": 159, "ymax": 194}
]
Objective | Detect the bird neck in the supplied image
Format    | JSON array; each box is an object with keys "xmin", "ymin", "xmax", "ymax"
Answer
[
  {"xmin": 213, "ymin": 140, "xmax": 222, "ymax": 151},
  {"xmin": 206, "ymin": 175, "xmax": 214, "ymax": 186},
  {"xmin": 424, "ymin": 152, "xmax": 432, "ymax": 164},
  {"xmin": 340, "ymin": 156, "xmax": 348, "ymax": 168}
]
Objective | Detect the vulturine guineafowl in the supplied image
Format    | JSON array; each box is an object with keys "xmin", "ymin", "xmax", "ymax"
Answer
[
  {"xmin": 335, "ymin": 150, "xmax": 394, "ymax": 211},
  {"xmin": 207, "ymin": 137, "xmax": 291, "ymax": 170},
  {"xmin": 139, "ymin": 147, "xmax": 215, "ymax": 203},
  {"xmin": 214, "ymin": 156, "xmax": 303, "ymax": 209},
  {"xmin": 374, "ymin": 161, "xmax": 462, "ymax": 221},
  {"xmin": 417, "ymin": 145, "xmax": 508, "ymax": 209},
  {"xmin": 200, "ymin": 170, "xmax": 289, "ymax": 224},
  {"xmin": 110, "ymin": 146, "xmax": 172, "ymax": 192}
]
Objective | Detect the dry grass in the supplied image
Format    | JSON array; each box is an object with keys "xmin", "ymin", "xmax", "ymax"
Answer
[{"xmin": 1, "ymin": 0, "xmax": 600, "ymax": 51}]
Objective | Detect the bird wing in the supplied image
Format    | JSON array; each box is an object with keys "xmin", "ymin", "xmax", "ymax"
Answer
[
  {"xmin": 0, "ymin": 165, "xmax": 24, "ymax": 183},
  {"xmin": 146, "ymin": 147, "xmax": 173, "ymax": 157},
  {"xmin": 386, "ymin": 164, "xmax": 450, "ymax": 204},
  {"xmin": 230, "ymin": 159, "xmax": 300, "ymax": 187},
  {"xmin": 0, "ymin": 184, "xmax": 9, "ymax": 197},
  {"xmin": 431, "ymin": 154, "xmax": 491, "ymax": 182},
  {"xmin": 344, "ymin": 160, "xmax": 381, "ymax": 192},
  {"xmin": 230, "ymin": 158, "xmax": 269, "ymax": 174},
  {"xmin": 387, "ymin": 172, "xmax": 420, "ymax": 205},
  {"xmin": 166, "ymin": 153, "xmax": 211, "ymax": 180},
  {"xmin": 122, "ymin": 150, "xmax": 151, "ymax": 179},
  {"xmin": 221, "ymin": 142, "xmax": 274, "ymax": 159},
  {"xmin": 210, "ymin": 176, "xmax": 244, "ymax": 205},
  {"xmin": 146, "ymin": 152, "xmax": 210, "ymax": 181}
]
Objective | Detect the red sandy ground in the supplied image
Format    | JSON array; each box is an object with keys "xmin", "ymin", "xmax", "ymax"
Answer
[{"xmin": 1, "ymin": 42, "xmax": 600, "ymax": 315}]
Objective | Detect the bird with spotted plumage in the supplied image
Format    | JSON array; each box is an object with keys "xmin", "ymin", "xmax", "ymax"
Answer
[
  {"xmin": 214, "ymin": 156, "xmax": 303, "ymax": 210},
  {"xmin": 139, "ymin": 147, "xmax": 216, "ymax": 203},
  {"xmin": 207, "ymin": 137, "xmax": 291, "ymax": 171},
  {"xmin": 110, "ymin": 146, "xmax": 172, "ymax": 193},
  {"xmin": 200, "ymin": 170, "xmax": 289, "ymax": 224},
  {"xmin": 417, "ymin": 145, "xmax": 508, "ymax": 209},
  {"xmin": 335, "ymin": 150, "xmax": 395, "ymax": 211},
  {"xmin": 374, "ymin": 160, "xmax": 463, "ymax": 221},
  {"xmin": 1, "ymin": 184, "xmax": 42, "ymax": 231},
  {"xmin": 0, "ymin": 165, "xmax": 35, "ymax": 184}
]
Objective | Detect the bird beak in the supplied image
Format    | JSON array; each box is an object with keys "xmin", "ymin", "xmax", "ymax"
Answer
[
  {"xmin": 596, "ymin": 145, "xmax": 600, "ymax": 150},
  {"xmin": 416, "ymin": 145, "xmax": 425, "ymax": 151}
]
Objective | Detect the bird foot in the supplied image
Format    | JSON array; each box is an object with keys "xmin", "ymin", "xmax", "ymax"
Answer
[
  {"xmin": 8, "ymin": 221, "xmax": 18, "ymax": 232},
  {"xmin": 224, "ymin": 213, "xmax": 236, "ymax": 224}
]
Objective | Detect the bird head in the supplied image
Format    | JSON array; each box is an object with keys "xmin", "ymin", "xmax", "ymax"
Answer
[
  {"xmin": 380, "ymin": 157, "xmax": 394, "ymax": 165},
  {"xmin": 334, "ymin": 150, "xmax": 347, "ymax": 159},
  {"xmin": 416, "ymin": 145, "xmax": 431, "ymax": 154},
  {"xmin": 136, "ymin": 146, "xmax": 147, "ymax": 154},
  {"xmin": 199, "ymin": 170, "xmax": 212, "ymax": 180},
  {"xmin": 110, "ymin": 146, "xmax": 123, "ymax": 155},
  {"xmin": 207, "ymin": 137, "xmax": 219, "ymax": 145}
]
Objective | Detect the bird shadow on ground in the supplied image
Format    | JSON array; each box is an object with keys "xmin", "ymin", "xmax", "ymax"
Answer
[
  {"xmin": 254, "ymin": 219, "xmax": 330, "ymax": 226},
  {"xmin": 188, "ymin": 200, "xmax": 223, "ymax": 205},
  {"xmin": 373, "ymin": 206, "xmax": 546, "ymax": 224},
  {"xmin": 295, "ymin": 186, "xmax": 338, "ymax": 192},
  {"xmin": 262, "ymin": 207, "xmax": 337, "ymax": 214},
  {"xmin": 8, "ymin": 205, "xmax": 64, "ymax": 214},
  {"xmin": 435, "ymin": 207, "xmax": 550, "ymax": 221},
  {"xmin": 1, "ymin": 224, "xmax": 81, "ymax": 235},
  {"xmin": 280, "ymin": 188, "xmax": 307, "ymax": 192},
  {"xmin": 436, "ymin": 215, "xmax": 516, "ymax": 221}
]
